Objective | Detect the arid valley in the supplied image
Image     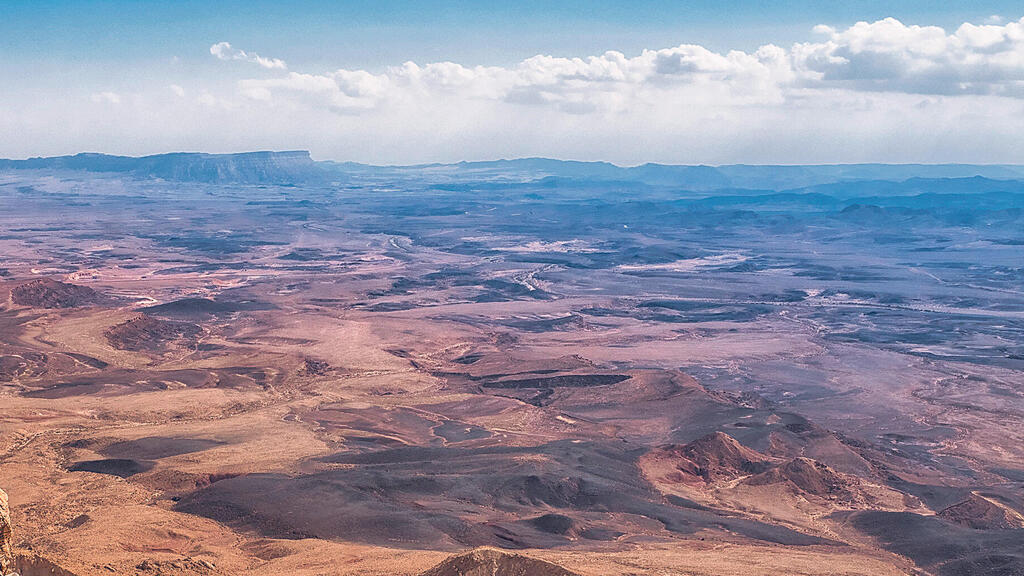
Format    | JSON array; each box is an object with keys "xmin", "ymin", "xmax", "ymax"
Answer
[{"xmin": 1, "ymin": 153, "xmax": 1023, "ymax": 576}]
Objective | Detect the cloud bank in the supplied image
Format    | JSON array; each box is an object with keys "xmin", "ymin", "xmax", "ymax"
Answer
[
  {"xmin": 4, "ymin": 17, "xmax": 1024, "ymax": 164},
  {"xmin": 210, "ymin": 42, "xmax": 287, "ymax": 70},
  {"xmin": 798, "ymin": 18, "xmax": 1024, "ymax": 97},
  {"xmin": 232, "ymin": 17, "xmax": 1024, "ymax": 113}
]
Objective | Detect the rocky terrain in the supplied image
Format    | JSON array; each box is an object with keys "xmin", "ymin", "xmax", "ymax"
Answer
[
  {"xmin": 937, "ymin": 494, "xmax": 1024, "ymax": 530},
  {"xmin": 10, "ymin": 278, "xmax": 103, "ymax": 309},
  {"xmin": 0, "ymin": 155, "xmax": 1022, "ymax": 575},
  {"xmin": 640, "ymin": 431, "xmax": 773, "ymax": 485},
  {"xmin": 419, "ymin": 548, "xmax": 580, "ymax": 576},
  {"xmin": 104, "ymin": 315, "xmax": 202, "ymax": 353},
  {"xmin": 1, "ymin": 489, "xmax": 12, "ymax": 575}
]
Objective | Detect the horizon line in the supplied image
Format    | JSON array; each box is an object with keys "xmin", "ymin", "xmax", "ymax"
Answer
[{"xmin": 3, "ymin": 150, "xmax": 1024, "ymax": 170}]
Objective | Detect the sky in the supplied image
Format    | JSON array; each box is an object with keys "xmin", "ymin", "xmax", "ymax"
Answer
[{"xmin": 2, "ymin": 1, "xmax": 1024, "ymax": 165}]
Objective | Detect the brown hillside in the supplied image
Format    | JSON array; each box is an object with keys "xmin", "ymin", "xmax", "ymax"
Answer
[
  {"xmin": 938, "ymin": 494, "xmax": 1024, "ymax": 530},
  {"xmin": 104, "ymin": 315, "xmax": 201, "ymax": 352},
  {"xmin": 10, "ymin": 278, "xmax": 102, "ymax": 308},
  {"xmin": 419, "ymin": 548, "xmax": 581, "ymax": 576},
  {"xmin": 745, "ymin": 457, "xmax": 849, "ymax": 497},
  {"xmin": 646, "ymin": 431, "xmax": 773, "ymax": 484}
]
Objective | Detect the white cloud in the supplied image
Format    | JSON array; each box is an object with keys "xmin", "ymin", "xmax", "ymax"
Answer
[
  {"xmin": 238, "ymin": 70, "xmax": 387, "ymax": 112},
  {"xmin": 235, "ymin": 42, "xmax": 793, "ymax": 116},
  {"xmin": 90, "ymin": 91, "xmax": 121, "ymax": 104},
  {"xmin": 230, "ymin": 16, "xmax": 1024, "ymax": 117},
  {"xmin": 210, "ymin": 41, "xmax": 287, "ymax": 70},
  {"xmin": 792, "ymin": 17, "xmax": 1024, "ymax": 97},
  {"xmin": 9, "ymin": 17, "xmax": 1024, "ymax": 164},
  {"xmin": 169, "ymin": 84, "xmax": 185, "ymax": 97}
]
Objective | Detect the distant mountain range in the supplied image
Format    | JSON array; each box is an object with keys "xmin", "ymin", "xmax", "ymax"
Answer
[
  {"xmin": 0, "ymin": 151, "xmax": 317, "ymax": 185},
  {"xmin": 4, "ymin": 151, "xmax": 1024, "ymax": 192}
]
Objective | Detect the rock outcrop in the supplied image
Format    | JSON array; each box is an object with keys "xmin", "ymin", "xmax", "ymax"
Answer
[
  {"xmin": 645, "ymin": 431, "xmax": 772, "ymax": 485},
  {"xmin": 419, "ymin": 548, "xmax": 581, "ymax": 576},
  {"xmin": 938, "ymin": 493, "xmax": 1024, "ymax": 530},
  {"xmin": 13, "ymin": 554, "xmax": 80, "ymax": 576},
  {"xmin": 104, "ymin": 315, "xmax": 201, "ymax": 353},
  {"xmin": 1, "ymin": 488, "xmax": 13, "ymax": 575},
  {"xmin": 744, "ymin": 457, "xmax": 849, "ymax": 497},
  {"xmin": 528, "ymin": 513, "xmax": 580, "ymax": 536},
  {"xmin": 10, "ymin": 279, "xmax": 101, "ymax": 309}
]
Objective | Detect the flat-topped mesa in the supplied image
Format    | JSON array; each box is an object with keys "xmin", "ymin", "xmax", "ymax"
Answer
[
  {"xmin": 129, "ymin": 150, "xmax": 317, "ymax": 184},
  {"xmin": 0, "ymin": 151, "xmax": 320, "ymax": 184},
  {"xmin": 419, "ymin": 548, "xmax": 581, "ymax": 576},
  {"xmin": 1, "ymin": 488, "xmax": 13, "ymax": 576}
]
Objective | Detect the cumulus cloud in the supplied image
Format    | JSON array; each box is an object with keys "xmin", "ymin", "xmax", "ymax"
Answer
[
  {"xmin": 793, "ymin": 17, "xmax": 1024, "ymax": 97},
  {"xmin": 234, "ymin": 43, "xmax": 793, "ymax": 115},
  {"xmin": 210, "ymin": 41, "xmax": 287, "ymax": 70},
  {"xmin": 226, "ymin": 16, "xmax": 1024, "ymax": 119},
  {"xmin": 169, "ymin": 84, "xmax": 185, "ymax": 97},
  {"xmin": 11, "ymin": 17, "xmax": 1024, "ymax": 164}
]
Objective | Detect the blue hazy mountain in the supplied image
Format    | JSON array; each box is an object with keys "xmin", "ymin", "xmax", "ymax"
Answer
[
  {"xmin": 4, "ymin": 152, "xmax": 1024, "ymax": 192},
  {"xmin": 0, "ymin": 151, "xmax": 318, "ymax": 184}
]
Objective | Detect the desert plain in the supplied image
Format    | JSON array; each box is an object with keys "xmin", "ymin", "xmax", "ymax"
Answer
[{"xmin": 1, "ymin": 155, "xmax": 1022, "ymax": 575}]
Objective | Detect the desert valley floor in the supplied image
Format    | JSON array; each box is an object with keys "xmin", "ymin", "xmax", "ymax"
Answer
[{"xmin": 1, "ymin": 156, "xmax": 1023, "ymax": 576}]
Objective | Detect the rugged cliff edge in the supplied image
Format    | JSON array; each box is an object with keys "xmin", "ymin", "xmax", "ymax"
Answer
[{"xmin": 1, "ymin": 488, "xmax": 13, "ymax": 575}]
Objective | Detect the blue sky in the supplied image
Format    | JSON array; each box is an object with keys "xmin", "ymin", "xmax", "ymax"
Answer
[
  {"xmin": 3, "ymin": 1, "xmax": 1018, "ymax": 66},
  {"xmin": 2, "ymin": 1, "xmax": 1024, "ymax": 163}
]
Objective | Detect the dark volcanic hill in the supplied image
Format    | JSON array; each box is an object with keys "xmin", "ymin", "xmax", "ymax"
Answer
[
  {"xmin": 937, "ymin": 494, "xmax": 1024, "ymax": 530},
  {"xmin": 10, "ymin": 278, "xmax": 103, "ymax": 309},
  {"xmin": 140, "ymin": 297, "xmax": 274, "ymax": 320},
  {"xmin": 650, "ymin": 431, "xmax": 773, "ymax": 484},
  {"xmin": 744, "ymin": 457, "xmax": 850, "ymax": 497},
  {"xmin": 104, "ymin": 315, "xmax": 202, "ymax": 353}
]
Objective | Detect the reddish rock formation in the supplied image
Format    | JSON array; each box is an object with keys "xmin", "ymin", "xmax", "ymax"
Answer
[
  {"xmin": 419, "ymin": 548, "xmax": 581, "ymax": 576},
  {"xmin": 1, "ymin": 488, "xmax": 13, "ymax": 576},
  {"xmin": 652, "ymin": 431, "xmax": 772, "ymax": 484}
]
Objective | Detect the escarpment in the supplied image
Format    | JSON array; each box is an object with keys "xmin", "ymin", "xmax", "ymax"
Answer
[{"xmin": 1, "ymin": 489, "xmax": 13, "ymax": 575}]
